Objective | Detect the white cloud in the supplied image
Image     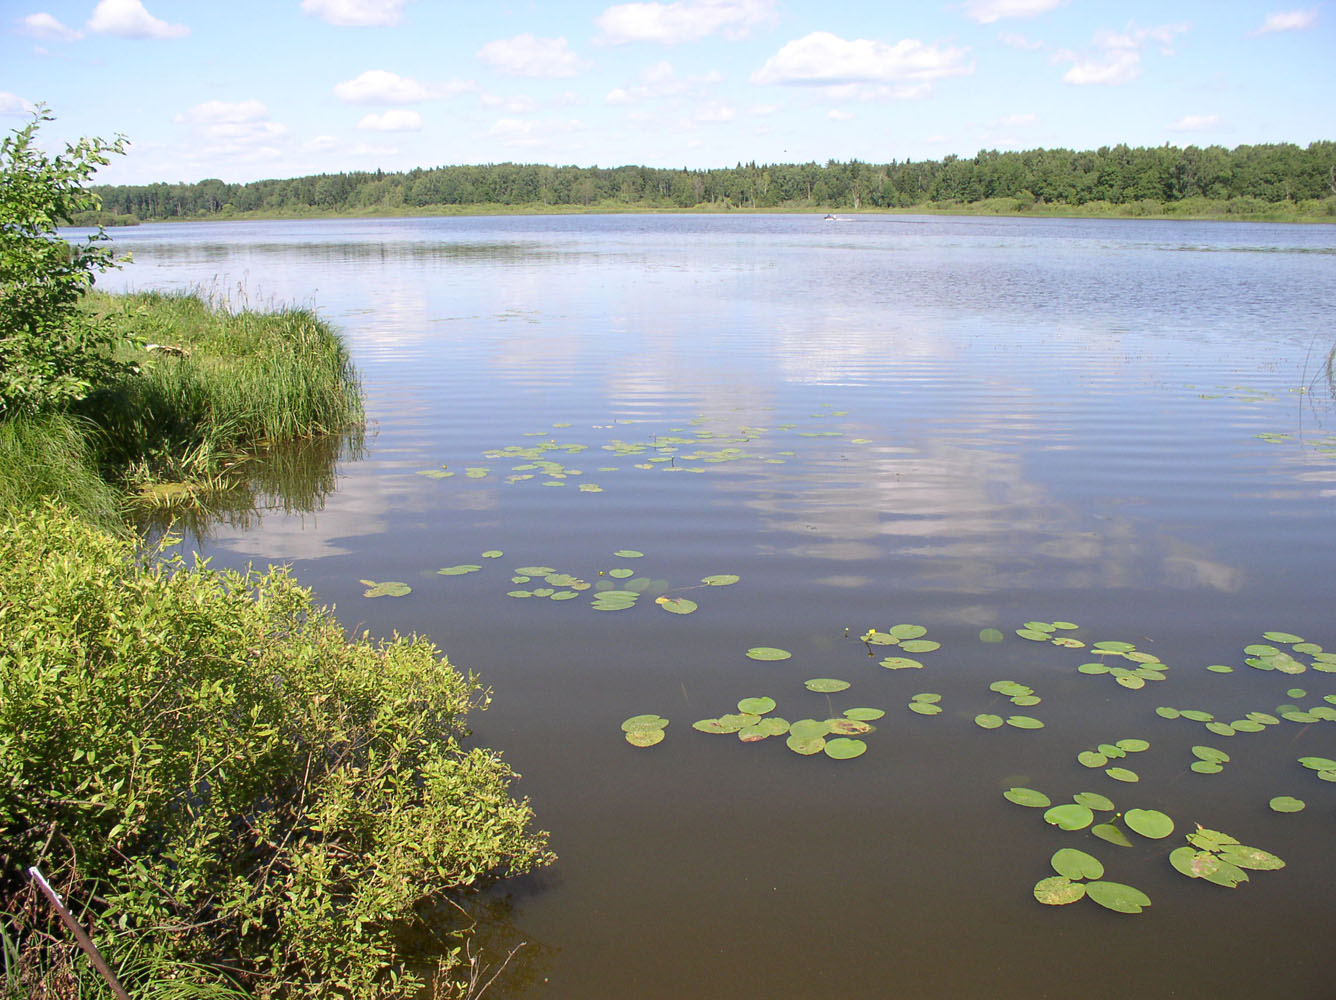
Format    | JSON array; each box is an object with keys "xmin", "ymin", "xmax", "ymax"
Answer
[
  {"xmin": 1061, "ymin": 47, "xmax": 1140, "ymax": 84},
  {"xmin": 1167, "ymin": 114, "xmax": 1221, "ymax": 131},
  {"xmin": 1253, "ymin": 8, "xmax": 1319, "ymax": 34},
  {"xmin": 304, "ymin": 135, "xmax": 339, "ymax": 152},
  {"xmin": 18, "ymin": 13, "xmax": 83, "ymax": 41},
  {"xmin": 334, "ymin": 69, "xmax": 433, "ymax": 104},
  {"xmin": 175, "ymin": 101, "xmax": 288, "ymax": 151},
  {"xmin": 963, "ymin": 0, "xmax": 1065, "ymax": 24},
  {"xmin": 86, "ymin": 0, "xmax": 188, "ymax": 39},
  {"xmin": 357, "ymin": 109, "xmax": 422, "ymax": 131},
  {"xmin": 301, "ymin": 0, "xmax": 408, "ymax": 26},
  {"xmin": 595, "ymin": 0, "xmax": 776, "ymax": 45},
  {"xmin": 828, "ymin": 108, "xmax": 853, "ymax": 120},
  {"xmin": 604, "ymin": 61, "xmax": 721, "ymax": 104},
  {"xmin": 752, "ymin": 32, "xmax": 973, "ymax": 87},
  {"xmin": 1057, "ymin": 22, "xmax": 1188, "ymax": 84},
  {"xmin": 0, "ymin": 92, "xmax": 35, "ymax": 115},
  {"xmin": 477, "ymin": 34, "xmax": 588, "ymax": 78},
  {"xmin": 481, "ymin": 93, "xmax": 539, "ymax": 113},
  {"xmin": 749, "ymin": 104, "xmax": 778, "ymax": 115}
]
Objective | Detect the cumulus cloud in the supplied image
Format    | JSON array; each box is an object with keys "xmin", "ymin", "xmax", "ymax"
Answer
[
  {"xmin": 694, "ymin": 102, "xmax": 735, "ymax": 122},
  {"xmin": 481, "ymin": 93, "xmax": 539, "ymax": 113},
  {"xmin": 1252, "ymin": 8, "xmax": 1319, "ymax": 34},
  {"xmin": 752, "ymin": 32, "xmax": 973, "ymax": 88},
  {"xmin": 962, "ymin": 0, "xmax": 1066, "ymax": 23},
  {"xmin": 828, "ymin": 108, "xmax": 854, "ymax": 120},
  {"xmin": 356, "ymin": 109, "xmax": 422, "ymax": 131},
  {"xmin": 0, "ymin": 92, "xmax": 35, "ymax": 115},
  {"xmin": 1056, "ymin": 22, "xmax": 1188, "ymax": 85},
  {"xmin": 486, "ymin": 116, "xmax": 585, "ymax": 147},
  {"xmin": 18, "ymin": 13, "xmax": 83, "ymax": 41},
  {"xmin": 604, "ymin": 61, "xmax": 721, "ymax": 104},
  {"xmin": 477, "ymin": 34, "xmax": 588, "ymax": 78},
  {"xmin": 301, "ymin": 0, "xmax": 408, "ymax": 26},
  {"xmin": 595, "ymin": 0, "xmax": 776, "ymax": 44},
  {"xmin": 86, "ymin": 0, "xmax": 188, "ymax": 39},
  {"xmin": 175, "ymin": 101, "xmax": 288, "ymax": 150},
  {"xmin": 334, "ymin": 70, "xmax": 434, "ymax": 104},
  {"xmin": 1167, "ymin": 114, "xmax": 1221, "ymax": 131},
  {"xmin": 998, "ymin": 31, "xmax": 1043, "ymax": 50}
]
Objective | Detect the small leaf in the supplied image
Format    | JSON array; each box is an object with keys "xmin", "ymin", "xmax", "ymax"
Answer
[
  {"xmin": 1034, "ymin": 876, "xmax": 1086, "ymax": 905},
  {"xmin": 805, "ymin": 678, "xmax": 850, "ymax": 693},
  {"xmin": 1091, "ymin": 823, "xmax": 1133, "ymax": 848},
  {"xmin": 1003, "ymin": 787, "xmax": 1051, "ymax": 808},
  {"xmin": 361, "ymin": 580, "xmax": 411, "ymax": 598},
  {"xmin": 655, "ymin": 596, "xmax": 697, "ymax": 615},
  {"xmin": 974, "ymin": 713, "xmax": 1004, "ymax": 729},
  {"xmin": 1269, "ymin": 796, "xmax": 1306, "ymax": 813},
  {"xmin": 701, "ymin": 574, "xmax": 740, "ymax": 586},
  {"xmin": 1043, "ymin": 804, "xmax": 1095, "ymax": 831},
  {"xmin": 746, "ymin": 646, "xmax": 791, "ymax": 661},
  {"xmin": 1051, "ymin": 848, "xmax": 1104, "ymax": 880},
  {"xmin": 1085, "ymin": 881, "xmax": 1151, "ymax": 914},
  {"xmin": 737, "ymin": 696, "xmax": 776, "ymax": 715},
  {"xmin": 824, "ymin": 737, "xmax": 866, "ymax": 759},
  {"xmin": 1124, "ymin": 809, "xmax": 1174, "ymax": 839}
]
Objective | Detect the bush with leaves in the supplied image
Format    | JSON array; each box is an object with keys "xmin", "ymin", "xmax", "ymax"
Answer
[
  {"xmin": 0, "ymin": 107, "xmax": 131, "ymax": 417},
  {"xmin": 0, "ymin": 504, "xmax": 553, "ymax": 998}
]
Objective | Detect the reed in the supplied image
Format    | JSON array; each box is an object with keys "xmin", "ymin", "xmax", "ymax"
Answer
[{"xmin": 0, "ymin": 412, "xmax": 121, "ymax": 525}]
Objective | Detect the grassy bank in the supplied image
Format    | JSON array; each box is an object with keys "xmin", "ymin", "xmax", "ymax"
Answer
[{"xmin": 0, "ymin": 290, "xmax": 363, "ymax": 525}]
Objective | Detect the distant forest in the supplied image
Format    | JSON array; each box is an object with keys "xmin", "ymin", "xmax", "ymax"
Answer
[{"xmin": 92, "ymin": 141, "xmax": 1336, "ymax": 220}]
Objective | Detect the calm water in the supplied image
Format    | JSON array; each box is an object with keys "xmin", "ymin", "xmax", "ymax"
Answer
[{"xmin": 96, "ymin": 214, "xmax": 1336, "ymax": 998}]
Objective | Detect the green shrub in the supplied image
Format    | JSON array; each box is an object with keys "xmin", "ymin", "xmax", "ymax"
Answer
[{"xmin": 0, "ymin": 505, "xmax": 553, "ymax": 998}]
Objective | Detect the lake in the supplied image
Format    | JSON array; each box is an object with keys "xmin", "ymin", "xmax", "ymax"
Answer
[{"xmin": 96, "ymin": 213, "xmax": 1336, "ymax": 998}]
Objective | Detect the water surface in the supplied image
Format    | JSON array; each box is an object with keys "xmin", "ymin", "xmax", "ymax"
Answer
[{"xmin": 98, "ymin": 214, "xmax": 1336, "ymax": 998}]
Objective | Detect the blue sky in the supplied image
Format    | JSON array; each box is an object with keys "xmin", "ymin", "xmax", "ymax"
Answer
[{"xmin": 3, "ymin": 0, "xmax": 1332, "ymax": 184}]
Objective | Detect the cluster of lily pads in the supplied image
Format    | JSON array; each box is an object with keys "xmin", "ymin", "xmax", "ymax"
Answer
[
  {"xmin": 1014, "ymin": 620, "xmax": 1086, "ymax": 648},
  {"xmin": 974, "ymin": 680, "xmax": 1044, "ymax": 730},
  {"xmin": 1168, "ymin": 827, "xmax": 1285, "ymax": 888},
  {"xmin": 1032, "ymin": 849, "xmax": 1152, "ymax": 914},
  {"xmin": 1076, "ymin": 737, "xmax": 1150, "ymax": 783},
  {"xmin": 690, "ymin": 692, "xmax": 882, "ymax": 759},
  {"xmin": 1242, "ymin": 630, "xmax": 1336, "ymax": 674},
  {"xmin": 621, "ymin": 714, "xmax": 670, "ymax": 747},
  {"xmin": 1075, "ymin": 642, "xmax": 1169, "ymax": 690},
  {"xmin": 857, "ymin": 624, "xmax": 939, "ymax": 670}
]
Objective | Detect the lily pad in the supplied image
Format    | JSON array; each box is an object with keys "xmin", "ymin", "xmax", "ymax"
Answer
[
  {"xmin": 1091, "ymin": 823, "xmax": 1133, "ymax": 847},
  {"xmin": 1261, "ymin": 795, "xmax": 1303, "ymax": 811},
  {"xmin": 1034, "ymin": 877, "xmax": 1086, "ymax": 905},
  {"xmin": 843, "ymin": 707, "xmax": 885, "ymax": 721},
  {"xmin": 655, "ymin": 596, "xmax": 698, "ymax": 615},
  {"xmin": 827, "ymin": 718, "xmax": 875, "ymax": 735},
  {"xmin": 737, "ymin": 696, "xmax": 777, "ymax": 715},
  {"xmin": 889, "ymin": 624, "xmax": 927, "ymax": 640},
  {"xmin": 625, "ymin": 728, "xmax": 665, "ymax": 747},
  {"xmin": 1105, "ymin": 767, "xmax": 1139, "ymax": 782},
  {"xmin": 898, "ymin": 639, "xmax": 941, "ymax": 653},
  {"xmin": 805, "ymin": 678, "xmax": 850, "ymax": 693},
  {"xmin": 1072, "ymin": 792, "xmax": 1115, "ymax": 812},
  {"xmin": 786, "ymin": 735, "xmax": 826, "ymax": 755},
  {"xmin": 481, "ymin": 550, "xmax": 504, "ymax": 558},
  {"xmin": 747, "ymin": 646, "xmax": 791, "ymax": 661},
  {"xmin": 879, "ymin": 657, "xmax": 923, "ymax": 670},
  {"xmin": 908, "ymin": 702, "xmax": 942, "ymax": 716},
  {"xmin": 979, "ymin": 628, "xmax": 1005, "ymax": 644},
  {"xmin": 1043, "ymin": 804, "xmax": 1095, "ymax": 831},
  {"xmin": 1085, "ymin": 881, "xmax": 1151, "ymax": 914},
  {"xmin": 1006, "ymin": 715, "xmax": 1045, "ymax": 730},
  {"xmin": 789, "ymin": 719, "xmax": 831, "ymax": 740},
  {"xmin": 1218, "ymin": 845, "xmax": 1285, "ymax": 871},
  {"xmin": 437, "ymin": 564, "xmax": 482, "ymax": 576},
  {"xmin": 613, "ymin": 549, "xmax": 644, "ymax": 558},
  {"xmin": 1124, "ymin": 809, "xmax": 1174, "ymax": 839},
  {"xmin": 1078, "ymin": 751, "xmax": 1108, "ymax": 768},
  {"xmin": 974, "ymin": 714, "xmax": 1004, "ymax": 729},
  {"xmin": 1116, "ymin": 738, "xmax": 1150, "ymax": 752},
  {"xmin": 701, "ymin": 574, "xmax": 740, "ymax": 586},
  {"xmin": 1192, "ymin": 746, "xmax": 1230, "ymax": 764},
  {"xmin": 1051, "ymin": 848, "xmax": 1104, "ymax": 880},
  {"xmin": 360, "ymin": 579, "xmax": 411, "ymax": 598},
  {"xmin": 824, "ymin": 737, "xmax": 867, "ymax": 760},
  {"xmin": 621, "ymin": 714, "xmax": 669, "ymax": 732},
  {"xmin": 608, "ymin": 568, "xmax": 634, "ymax": 579},
  {"xmin": 1003, "ymin": 787, "xmax": 1051, "ymax": 808}
]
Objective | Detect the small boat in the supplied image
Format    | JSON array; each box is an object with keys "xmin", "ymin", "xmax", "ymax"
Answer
[{"xmin": 823, "ymin": 213, "xmax": 836, "ymax": 221}]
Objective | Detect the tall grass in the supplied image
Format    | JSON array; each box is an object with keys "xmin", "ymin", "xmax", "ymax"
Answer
[
  {"xmin": 78, "ymin": 290, "xmax": 363, "ymax": 491},
  {"xmin": 0, "ymin": 412, "xmax": 121, "ymax": 526}
]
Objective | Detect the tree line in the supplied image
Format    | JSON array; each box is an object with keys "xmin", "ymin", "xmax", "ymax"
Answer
[{"xmin": 93, "ymin": 141, "xmax": 1336, "ymax": 219}]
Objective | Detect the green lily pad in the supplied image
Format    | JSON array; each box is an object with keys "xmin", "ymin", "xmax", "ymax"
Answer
[
  {"xmin": 506, "ymin": 590, "xmax": 534, "ymax": 599},
  {"xmin": 908, "ymin": 702, "xmax": 942, "ymax": 716},
  {"xmin": 625, "ymin": 728, "xmax": 664, "ymax": 747},
  {"xmin": 879, "ymin": 656, "xmax": 923, "ymax": 670},
  {"xmin": 827, "ymin": 718, "xmax": 875, "ymax": 735},
  {"xmin": 1124, "ymin": 809, "xmax": 1174, "ymax": 839},
  {"xmin": 1052, "ymin": 621, "xmax": 1079, "ymax": 630},
  {"xmin": 1261, "ymin": 795, "xmax": 1303, "ymax": 811},
  {"xmin": 1180, "ymin": 709, "xmax": 1214, "ymax": 722},
  {"xmin": 1003, "ymin": 787, "xmax": 1051, "ymax": 808},
  {"xmin": 898, "ymin": 639, "xmax": 941, "ymax": 653},
  {"xmin": 861, "ymin": 630, "xmax": 898, "ymax": 646},
  {"xmin": 786, "ymin": 735, "xmax": 826, "ymax": 755},
  {"xmin": 1097, "ymin": 743, "xmax": 1126, "ymax": 759},
  {"xmin": 656, "ymin": 596, "xmax": 698, "ymax": 615},
  {"xmin": 608, "ymin": 568, "xmax": 634, "ymax": 579},
  {"xmin": 481, "ymin": 550, "xmax": 503, "ymax": 558},
  {"xmin": 1006, "ymin": 715, "xmax": 1045, "ymax": 730},
  {"xmin": 1078, "ymin": 751, "xmax": 1108, "ymax": 768},
  {"xmin": 1105, "ymin": 767, "xmax": 1139, "ymax": 782},
  {"xmin": 1016, "ymin": 628, "xmax": 1051, "ymax": 641},
  {"xmin": 824, "ymin": 737, "xmax": 866, "ymax": 760},
  {"xmin": 1192, "ymin": 746, "xmax": 1230, "ymax": 763},
  {"xmin": 1085, "ymin": 881, "xmax": 1151, "ymax": 914},
  {"xmin": 1155, "ymin": 706, "xmax": 1181, "ymax": 719},
  {"xmin": 1263, "ymin": 631, "xmax": 1304, "ymax": 643},
  {"xmin": 974, "ymin": 714, "xmax": 1004, "ymax": 729},
  {"xmin": 889, "ymin": 623, "xmax": 927, "ymax": 640},
  {"xmin": 789, "ymin": 719, "xmax": 831, "ymax": 740},
  {"xmin": 1078, "ymin": 663, "xmax": 1110, "ymax": 675},
  {"xmin": 1034, "ymin": 876, "xmax": 1086, "ymax": 905},
  {"xmin": 979, "ymin": 628, "xmax": 1005, "ymax": 644},
  {"xmin": 701, "ymin": 574, "xmax": 740, "ymax": 586},
  {"xmin": 1051, "ymin": 848, "xmax": 1104, "ymax": 880},
  {"xmin": 1218, "ymin": 845, "xmax": 1285, "ymax": 871},
  {"xmin": 737, "ymin": 696, "xmax": 777, "ymax": 715},
  {"xmin": 1010, "ymin": 694, "xmax": 1042, "ymax": 707},
  {"xmin": 746, "ymin": 646, "xmax": 791, "ymax": 661},
  {"xmin": 1116, "ymin": 738, "xmax": 1150, "ymax": 752},
  {"xmin": 805, "ymin": 678, "xmax": 850, "ymax": 693},
  {"xmin": 1205, "ymin": 721, "xmax": 1236, "ymax": 736},
  {"xmin": 1190, "ymin": 761, "xmax": 1223, "ymax": 774},
  {"xmin": 1206, "ymin": 664, "xmax": 1234, "ymax": 673},
  {"xmin": 1094, "ymin": 641, "xmax": 1136, "ymax": 653},
  {"xmin": 1072, "ymin": 792, "xmax": 1115, "ymax": 812},
  {"xmin": 1299, "ymin": 756, "xmax": 1336, "ymax": 770},
  {"xmin": 1024, "ymin": 621, "xmax": 1057, "ymax": 633},
  {"xmin": 515, "ymin": 566, "xmax": 556, "ymax": 577},
  {"xmin": 613, "ymin": 549, "xmax": 644, "ymax": 558},
  {"xmin": 621, "ymin": 714, "xmax": 669, "ymax": 732},
  {"xmin": 1091, "ymin": 823, "xmax": 1133, "ymax": 847},
  {"xmin": 437, "ymin": 564, "xmax": 482, "ymax": 576},
  {"xmin": 843, "ymin": 707, "xmax": 885, "ymax": 721},
  {"xmin": 360, "ymin": 579, "xmax": 411, "ymax": 598},
  {"xmin": 1043, "ymin": 804, "xmax": 1094, "ymax": 831},
  {"xmin": 1052, "ymin": 637, "xmax": 1086, "ymax": 649},
  {"xmin": 692, "ymin": 718, "xmax": 735, "ymax": 734}
]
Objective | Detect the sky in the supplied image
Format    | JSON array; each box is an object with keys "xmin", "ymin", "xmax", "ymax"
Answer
[{"xmin": 2, "ymin": 0, "xmax": 1332, "ymax": 185}]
